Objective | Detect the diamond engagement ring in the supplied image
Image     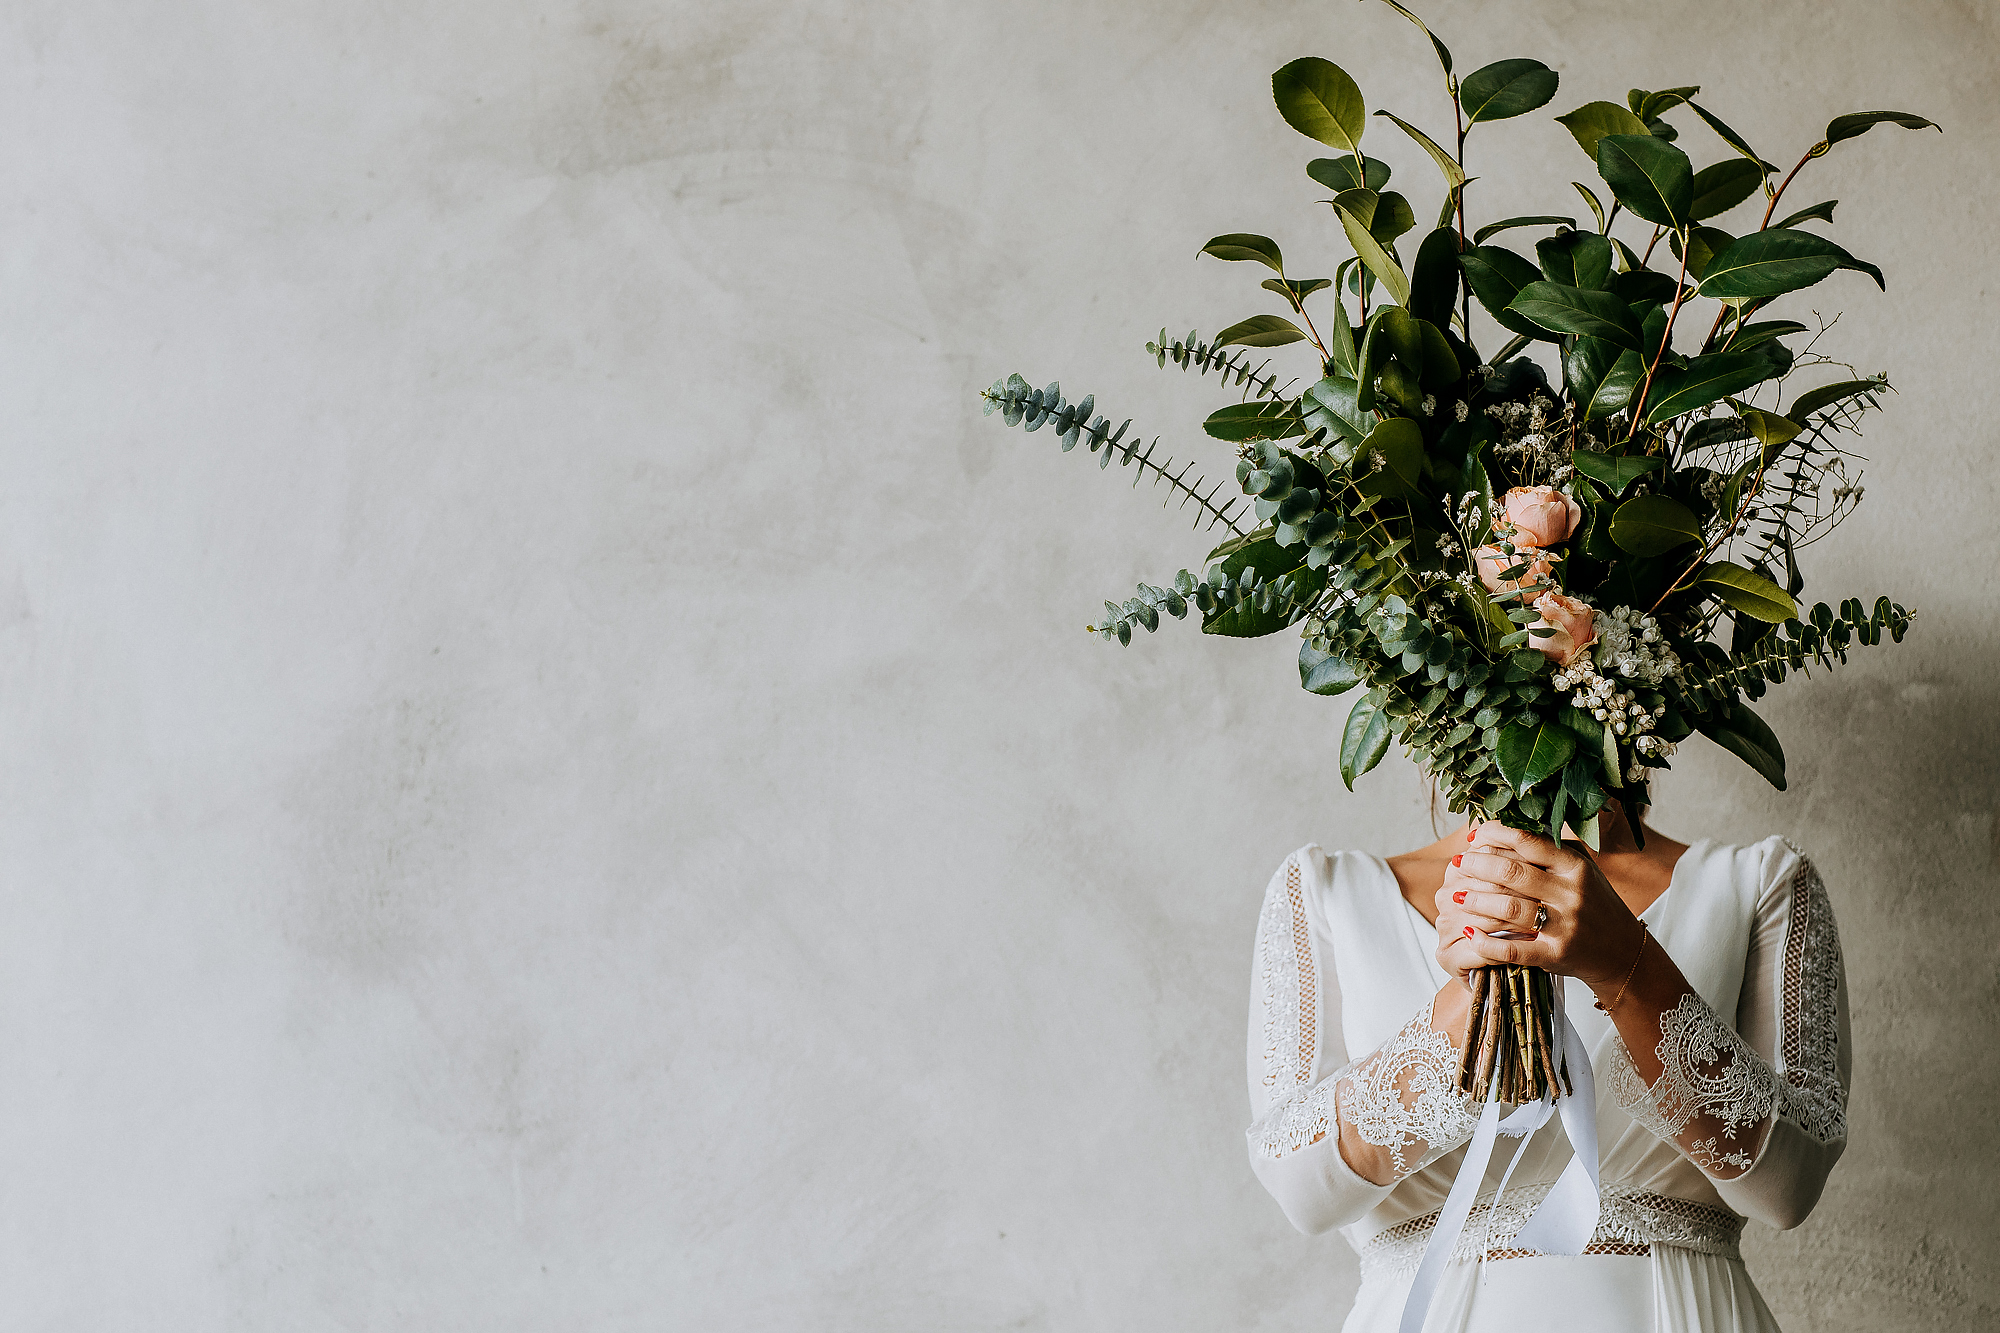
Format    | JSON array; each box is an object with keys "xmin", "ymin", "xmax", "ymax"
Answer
[{"xmin": 1533, "ymin": 902, "xmax": 1548, "ymax": 931}]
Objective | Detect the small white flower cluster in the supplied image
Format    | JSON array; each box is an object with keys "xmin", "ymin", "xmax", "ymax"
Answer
[
  {"xmin": 1454, "ymin": 400, "xmax": 1470, "ymax": 423},
  {"xmin": 1592, "ymin": 606, "xmax": 1682, "ymax": 686},
  {"xmin": 1369, "ymin": 449, "xmax": 1388, "ymax": 472},
  {"xmin": 1421, "ymin": 394, "xmax": 1438, "ymax": 418},
  {"xmin": 1627, "ymin": 736, "xmax": 1678, "ymax": 784},
  {"xmin": 1551, "ymin": 655, "xmax": 1663, "ymax": 740},
  {"xmin": 1436, "ymin": 533, "xmax": 1462, "ymax": 558},
  {"xmin": 1486, "ymin": 392, "xmax": 1571, "ymax": 478},
  {"xmin": 1698, "ymin": 471, "xmax": 1726, "ymax": 509}
]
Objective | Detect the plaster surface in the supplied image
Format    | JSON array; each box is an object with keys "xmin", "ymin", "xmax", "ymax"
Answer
[{"xmin": 1, "ymin": 1, "xmax": 1994, "ymax": 1328}]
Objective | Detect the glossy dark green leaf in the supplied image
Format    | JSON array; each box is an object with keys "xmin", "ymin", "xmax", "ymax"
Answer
[
  {"xmin": 1635, "ymin": 86, "xmax": 1700, "ymax": 122},
  {"xmin": 1830, "ymin": 240, "xmax": 1885, "ymax": 291},
  {"xmin": 1643, "ymin": 351, "xmax": 1777, "ymax": 422},
  {"xmin": 1417, "ymin": 319, "xmax": 1461, "ymax": 390},
  {"xmin": 1609, "ymin": 494, "xmax": 1701, "ymax": 555},
  {"xmin": 1203, "ymin": 399, "xmax": 1306, "ymax": 441},
  {"xmin": 1595, "ymin": 133, "xmax": 1694, "ymax": 228},
  {"xmin": 1785, "ymin": 376, "xmax": 1887, "ymax": 422},
  {"xmin": 1377, "ymin": 0, "xmax": 1453, "ymax": 74},
  {"xmin": 1460, "ymin": 58, "xmax": 1560, "ymax": 123},
  {"xmin": 1201, "ymin": 233, "xmax": 1285, "ymax": 272},
  {"xmin": 1364, "ymin": 191, "xmax": 1418, "ymax": 246},
  {"xmin": 1330, "ymin": 288, "xmax": 1358, "ymax": 375},
  {"xmin": 1669, "ymin": 225, "xmax": 1736, "ymax": 281},
  {"xmin": 1299, "ymin": 642, "xmax": 1364, "ymax": 696},
  {"xmin": 1260, "ymin": 277, "xmax": 1333, "ymax": 307},
  {"xmin": 1696, "ymin": 228, "xmax": 1845, "ymax": 302},
  {"xmin": 1301, "ymin": 375, "xmax": 1372, "ymax": 456},
  {"xmin": 1340, "ymin": 697, "xmax": 1393, "ymax": 789},
  {"xmin": 1556, "ymin": 101, "xmax": 1649, "ymax": 158},
  {"xmin": 1273, "ymin": 58, "xmax": 1368, "ymax": 152},
  {"xmin": 1824, "ymin": 110, "xmax": 1940, "ymax": 145},
  {"xmin": 1214, "ymin": 314, "xmax": 1308, "ymax": 348},
  {"xmin": 1355, "ymin": 417, "xmax": 1425, "ymax": 497},
  {"xmin": 1690, "ymin": 159, "xmax": 1764, "ymax": 219},
  {"xmin": 1374, "ymin": 111, "xmax": 1467, "ymax": 188},
  {"xmin": 1408, "ymin": 228, "xmax": 1462, "ymax": 327},
  {"xmin": 1457, "ymin": 246, "xmax": 1549, "ymax": 340},
  {"xmin": 1307, "ymin": 154, "xmax": 1393, "ymax": 193},
  {"xmin": 1496, "ymin": 718, "xmax": 1576, "ymax": 794},
  {"xmin": 1687, "ymin": 102, "xmax": 1775, "ymax": 171},
  {"xmin": 1333, "ymin": 194, "xmax": 1412, "ymax": 307},
  {"xmin": 1726, "ymin": 319, "xmax": 1807, "ymax": 351},
  {"xmin": 1569, "ymin": 448, "xmax": 1663, "ymax": 495},
  {"xmin": 1695, "ymin": 561, "xmax": 1799, "ymax": 622},
  {"xmin": 1772, "ymin": 199, "xmax": 1836, "ymax": 230},
  {"xmin": 1609, "ymin": 269, "xmax": 1680, "ymax": 305},
  {"xmin": 1572, "ymin": 181, "xmax": 1607, "ymax": 232},
  {"xmin": 1695, "ymin": 702, "xmax": 1786, "ymax": 790},
  {"xmin": 1473, "ymin": 215, "xmax": 1575, "ymax": 245},
  {"xmin": 1536, "ymin": 229, "xmax": 1614, "ymax": 289},
  {"xmin": 1508, "ymin": 281, "xmax": 1644, "ymax": 349}
]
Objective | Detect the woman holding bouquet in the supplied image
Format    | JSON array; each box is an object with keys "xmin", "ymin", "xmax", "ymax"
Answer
[{"xmin": 1246, "ymin": 803, "xmax": 1846, "ymax": 1331}]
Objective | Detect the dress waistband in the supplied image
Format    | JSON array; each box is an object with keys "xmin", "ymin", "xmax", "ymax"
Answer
[{"xmin": 1354, "ymin": 1182, "xmax": 1745, "ymax": 1284}]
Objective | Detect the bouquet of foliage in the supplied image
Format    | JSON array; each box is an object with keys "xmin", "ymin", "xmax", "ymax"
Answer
[{"xmin": 979, "ymin": 2, "xmax": 1929, "ymax": 1103}]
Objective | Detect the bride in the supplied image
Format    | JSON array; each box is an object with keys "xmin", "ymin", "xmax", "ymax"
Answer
[{"xmin": 1247, "ymin": 802, "xmax": 1845, "ymax": 1331}]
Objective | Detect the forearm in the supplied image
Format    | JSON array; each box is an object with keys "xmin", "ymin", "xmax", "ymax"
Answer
[
  {"xmin": 1587, "ymin": 923, "xmax": 1691, "ymax": 1085},
  {"xmin": 1337, "ymin": 980, "xmax": 1474, "ymax": 1185}
]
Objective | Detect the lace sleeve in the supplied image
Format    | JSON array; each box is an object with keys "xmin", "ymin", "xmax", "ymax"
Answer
[
  {"xmin": 1244, "ymin": 850, "xmax": 1477, "ymax": 1235},
  {"xmin": 1603, "ymin": 846, "xmax": 1849, "ymax": 1227}
]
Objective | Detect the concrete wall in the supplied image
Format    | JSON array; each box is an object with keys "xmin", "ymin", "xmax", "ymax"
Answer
[{"xmin": 3, "ymin": 0, "xmax": 1994, "ymax": 1327}]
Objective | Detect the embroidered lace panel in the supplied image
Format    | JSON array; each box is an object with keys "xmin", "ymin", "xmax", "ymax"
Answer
[
  {"xmin": 1250, "ymin": 1013, "xmax": 1480, "ymax": 1169},
  {"xmin": 1256, "ymin": 855, "xmax": 1316, "ymax": 1098},
  {"xmin": 1355, "ymin": 1182, "xmax": 1745, "ymax": 1283},
  {"xmin": 1605, "ymin": 850, "xmax": 1846, "ymax": 1177}
]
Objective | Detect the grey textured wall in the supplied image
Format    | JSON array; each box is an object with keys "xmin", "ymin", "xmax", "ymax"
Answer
[{"xmin": 3, "ymin": 0, "xmax": 1994, "ymax": 1328}]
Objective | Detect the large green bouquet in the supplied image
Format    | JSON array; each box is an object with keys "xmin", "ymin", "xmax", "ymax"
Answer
[{"xmin": 979, "ymin": 4, "xmax": 1927, "ymax": 1101}]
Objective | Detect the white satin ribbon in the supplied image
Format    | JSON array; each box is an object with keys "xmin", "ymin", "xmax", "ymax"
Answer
[{"xmin": 1397, "ymin": 1006, "xmax": 1601, "ymax": 1333}]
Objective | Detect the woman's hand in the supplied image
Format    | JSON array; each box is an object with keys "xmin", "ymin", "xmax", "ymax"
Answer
[{"xmin": 1432, "ymin": 821, "xmax": 1645, "ymax": 987}]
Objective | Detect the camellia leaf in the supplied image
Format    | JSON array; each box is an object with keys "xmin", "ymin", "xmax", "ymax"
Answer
[
  {"xmin": 1458, "ymin": 245, "xmax": 1550, "ymax": 340},
  {"xmin": 1687, "ymin": 102, "xmax": 1776, "ymax": 172},
  {"xmin": 1690, "ymin": 159, "xmax": 1765, "ymax": 220},
  {"xmin": 1373, "ymin": 110, "xmax": 1468, "ymax": 189},
  {"xmin": 1726, "ymin": 318, "xmax": 1807, "ymax": 351},
  {"xmin": 1772, "ymin": 199, "xmax": 1836, "ymax": 230},
  {"xmin": 1203, "ymin": 399, "xmax": 1305, "ymax": 441},
  {"xmin": 1695, "ymin": 701, "xmax": 1787, "ymax": 790},
  {"xmin": 1669, "ymin": 225, "xmax": 1735, "ymax": 281},
  {"xmin": 1334, "ymin": 199, "xmax": 1412, "ymax": 306},
  {"xmin": 1201, "ymin": 233, "xmax": 1285, "ymax": 273},
  {"xmin": 1408, "ymin": 227, "xmax": 1462, "ymax": 327},
  {"xmin": 1609, "ymin": 494, "xmax": 1701, "ymax": 555},
  {"xmin": 1460, "ymin": 58, "xmax": 1560, "ymax": 123},
  {"xmin": 1507, "ymin": 280, "xmax": 1644, "ymax": 349},
  {"xmin": 1595, "ymin": 133, "xmax": 1694, "ymax": 229},
  {"xmin": 1214, "ymin": 314, "xmax": 1308, "ymax": 348},
  {"xmin": 1473, "ymin": 215, "xmax": 1576, "ymax": 245},
  {"xmin": 1340, "ymin": 696, "xmax": 1393, "ymax": 790},
  {"xmin": 1299, "ymin": 642, "xmax": 1364, "ymax": 696},
  {"xmin": 1695, "ymin": 560, "xmax": 1799, "ymax": 622},
  {"xmin": 1536, "ymin": 229, "xmax": 1614, "ymax": 290},
  {"xmin": 1569, "ymin": 447, "xmax": 1663, "ymax": 494},
  {"xmin": 1261, "ymin": 277, "xmax": 1333, "ymax": 306},
  {"xmin": 1724, "ymin": 400, "xmax": 1803, "ymax": 447},
  {"xmin": 1572, "ymin": 181, "xmax": 1607, "ymax": 232},
  {"xmin": 1376, "ymin": 0, "xmax": 1453, "ymax": 74},
  {"xmin": 1643, "ymin": 351, "xmax": 1777, "ymax": 422},
  {"xmin": 1636, "ymin": 85, "xmax": 1700, "ymax": 122},
  {"xmin": 1824, "ymin": 110, "xmax": 1940, "ymax": 145},
  {"xmin": 1609, "ymin": 269, "xmax": 1680, "ymax": 305},
  {"xmin": 1300, "ymin": 375, "xmax": 1372, "ymax": 455},
  {"xmin": 1829, "ymin": 240, "xmax": 1885, "ymax": 292},
  {"xmin": 1496, "ymin": 718, "xmax": 1576, "ymax": 794},
  {"xmin": 1307, "ymin": 155, "xmax": 1392, "ymax": 193},
  {"xmin": 1556, "ymin": 101, "xmax": 1651, "ymax": 159},
  {"xmin": 1786, "ymin": 376, "xmax": 1887, "ymax": 422},
  {"xmin": 1696, "ymin": 228, "xmax": 1845, "ymax": 302},
  {"xmin": 1355, "ymin": 416, "xmax": 1425, "ymax": 497},
  {"xmin": 1273, "ymin": 57, "xmax": 1368, "ymax": 154}
]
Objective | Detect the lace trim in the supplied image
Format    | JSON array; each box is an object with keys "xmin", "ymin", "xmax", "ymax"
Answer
[
  {"xmin": 1776, "ymin": 848, "xmax": 1845, "ymax": 1144},
  {"xmin": 1249, "ymin": 1013, "xmax": 1477, "ymax": 1165},
  {"xmin": 1256, "ymin": 854, "xmax": 1316, "ymax": 1097},
  {"xmin": 1605, "ymin": 994, "xmax": 1778, "ymax": 1173},
  {"xmin": 1354, "ymin": 1183, "xmax": 1745, "ymax": 1284}
]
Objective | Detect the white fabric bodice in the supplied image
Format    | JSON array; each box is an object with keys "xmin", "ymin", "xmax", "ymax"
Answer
[{"xmin": 1244, "ymin": 836, "xmax": 1851, "ymax": 1330}]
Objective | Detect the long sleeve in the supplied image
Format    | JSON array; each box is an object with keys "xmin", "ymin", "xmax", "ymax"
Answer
[
  {"xmin": 1245, "ymin": 849, "xmax": 1478, "ymax": 1235},
  {"xmin": 1603, "ymin": 843, "xmax": 1850, "ymax": 1228}
]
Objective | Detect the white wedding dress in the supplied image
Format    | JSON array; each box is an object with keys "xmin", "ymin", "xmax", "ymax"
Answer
[{"xmin": 1246, "ymin": 837, "xmax": 1848, "ymax": 1332}]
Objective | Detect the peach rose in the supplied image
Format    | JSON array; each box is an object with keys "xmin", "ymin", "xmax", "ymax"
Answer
[
  {"xmin": 1474, "ymin": 543, "xmax": 1555, "ymax": 595},
  {"xmin": 1497, "ymin": 486, "xmax": 1583, "ymax": 548},
  {"xmin": 1528, "ymin": 591, "xmax": 1598, "ymax": 666}
]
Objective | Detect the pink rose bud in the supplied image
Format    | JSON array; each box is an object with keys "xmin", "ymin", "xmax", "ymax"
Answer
[
  {"xmin": 1529, "ymin": 591, "xmax": 1598, "ymax": 666},
  {"xmin": 1474, "ymin": 544, "xmax": 1555, "ymax": 595},
  {"xmin": 1498, "ymin": 486, "xmax": 1583, "ymax": 548}
]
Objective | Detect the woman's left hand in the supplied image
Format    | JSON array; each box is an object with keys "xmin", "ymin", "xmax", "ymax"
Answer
[{"xmin": 1432, "ymin": 822, "xmax": 1645, "ymax": 987}]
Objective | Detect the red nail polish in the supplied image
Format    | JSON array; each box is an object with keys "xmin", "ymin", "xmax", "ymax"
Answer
[
  {"xmin": 1464, "ymin": 926, "xmax": 1474, "ymax": 937},
  {"xmin": 1466, "ymin": 828, "xmax": 1476, "ymax": 842},
  {"xmin": 1452, "ymin": 854, "xmax": 1462, "ymax": 867},
  {"xmin": 1452, "ymin": 890, "xmax": 1465, "ymax": 903}
]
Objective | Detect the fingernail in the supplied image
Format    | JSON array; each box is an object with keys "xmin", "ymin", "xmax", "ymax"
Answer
[
  {"xmin": 1452, "ymin": 890, "xmax": 1465, "ymax": 903},
  {"xmin": 1466, "ymin": 829, "xmax": 1476, "ymax": 842},
  {"xmin": 1452, "ymin": 855, "xmax": 1462, "ymax": 867},
  {"xmin": 1464, "ymin": 926, "xmax": 1475, "ymax": 937}
]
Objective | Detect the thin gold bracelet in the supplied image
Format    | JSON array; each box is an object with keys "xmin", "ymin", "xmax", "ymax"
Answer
[{"xmin": 1593, "ymin": 926, "xmax": 1648, "ymax": 1014}]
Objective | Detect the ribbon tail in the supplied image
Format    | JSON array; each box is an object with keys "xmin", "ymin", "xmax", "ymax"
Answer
[
  {"xmin": 1397, "ymin": 1088, "xmax": 1501, "ymax": 1333},
  {"xmin": 1510, "ymin": 1008, "xmax": 1602, "ymax": 1256}
]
